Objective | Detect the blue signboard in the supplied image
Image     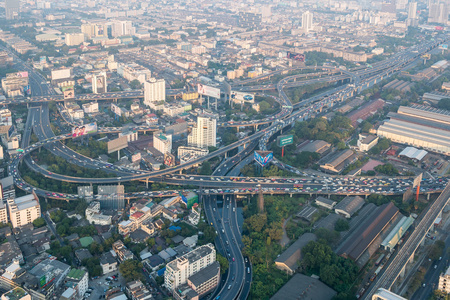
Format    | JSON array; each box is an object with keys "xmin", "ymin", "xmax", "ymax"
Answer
[{"xmin": 254, "ymin": 151, "xmax": 273, "ymax": 167}]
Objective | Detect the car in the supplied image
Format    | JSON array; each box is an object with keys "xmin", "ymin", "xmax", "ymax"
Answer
[{"xmin": 232, "ymin": 257, "xmax": 235, "ymax": 262}]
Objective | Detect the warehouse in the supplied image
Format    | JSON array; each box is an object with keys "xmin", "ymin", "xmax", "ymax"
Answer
[
  {"xmin": 381, "ymin": 216, "xmax": 414, "ymax": 252},
  {"xmin": 377, "ymin": 105, "xmax": 450, "ymax": 155},
  {"xmin": 274, "ymin": 233, "xmax": 316, "ymax": 274},
  {"xmin": 337, "ymin": 202, "xmax": 399, "ymax": 262},
  {"xmin": 334, "ymin": 196, "xmax": 365, "ymax": 218},
  {"xmin": 319, "ymin": 149, "xmax": 357, "ymax": 174}
]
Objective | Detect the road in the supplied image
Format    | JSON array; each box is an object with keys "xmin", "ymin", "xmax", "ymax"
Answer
[{"xmin": 203, "ymin": 194, "xmax": 247, "ymax": 300}]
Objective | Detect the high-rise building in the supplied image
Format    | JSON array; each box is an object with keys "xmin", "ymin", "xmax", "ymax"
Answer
[
  {"xmin": 144, "ymin": 78, "xmax": 166, "ymax": 106},
  {"xmin": 438, "ymin": 266, "xmax": 450, "ymax": 293},
  {"xmin": 0, "ymin": 202, "xmax": 7, "ymax": 224},
  {"xmin": 92, "ymin": 72, "xmax": 108, "ymax": 94},
  {"xmin": 65, "ymin": 33, "xmax": 85, "ymax": 46},
  {"xmin": 302, "ymin": 11, "xmax": 314, "ymax": 32},
  {"xmin": 428, "ymin": 2, "xmax": 448, "ymax": 24},
  {"xmin": 407, "ymin": 2, "xmax": 419, "ymax": 26},
  {"xmin": 7, "ymin": 193, "xmax": 41, "ymax": 228},
  {"xmin": 187, "ymin": 116, "xmax": 217, "ymax": 148},
  {"xmin": 164, "ymin": 243, "xmax": 216, "ymax": 292},
  {"xmin": 5, "ymin": 0, "xmax": 19, "ymax": 20},
  {"xmin": 153, "ymin": 132, "xmax": 172, "ymax": 155},
  {"xmin": 111, "ymin": 20, "xmax": 135, "ymax": 37}
]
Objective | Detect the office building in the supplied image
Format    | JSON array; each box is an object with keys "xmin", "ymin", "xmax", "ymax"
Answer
[
  {"xmin": 144, "ymin": 78, "xmax": 165, "ymax": 106},
  {"xmin": 5, "ymin": 0, "xmax": 19, "ymax": 20},
  {"xmin": 7, "ymin": 193, "xmax": 41, "ymax": 228},
  {"xmin": 111, "ymin": 21, "xmax": 135, "ymax": 37},
  {"xmin": 407, "ymin": 2, "xmax": 418, "ymax": 26},
  {"xmin": 187, "ymin": 116, "xmax": 217, "ymax": 148},
  {"xmin": 0, "ymin": 202, "xmax": 7, "ymax": 224},
  {"xmin": 97, "ymin": 185, "xmax": 125, "ymax": 210},
  {"xmin": 173, "ymin": 261, "xmax": 220, "ymax": 299},
  {"xmin": 65, "ymin": 33, "xmax": 85, "ymax": 46},
  {"xmin": 428, "ymin": 3, "xmax": 448, "ymax": 24},
  {"xmin": 92, "ymin": 72, "xmax": 107, "ymax": 94},
  {"xmin": 438, "ymin": 266, "xmax": 450, "ymax": 293},
  {"xmin": 164, "ymin": 243, "xmax": 216, "ymax": 292},
  {"xmin": 153, "ymin": 132, "xmax": 172, "ymax": 155},
  {"xmin": 85, "ymin": 201, "xmax": 111, "ymax": 225},
  {"xmin": 1, "ymin": 73, "xmax": 29, "ymax": 98},
  {"xmin": 29, "ymin": 258, "xmax": 71, "ymax": 295},
  {"xmin": 64, "ymin": 269, "xmax": 89, "ymax": 298},
  {"xmin": 377, "ymin": 105, "xmax": 450, "ymax": 155},
  {"xmin": 302, "ymin": 11, "xmax": 314, "ymax": 32},
  {"xmin": 0, "ymin": 109, "xmax": 12, "ymax": 126},
  {"xmin": 372, "ymin": 288, "xmax": 407, "ymax": 300}
]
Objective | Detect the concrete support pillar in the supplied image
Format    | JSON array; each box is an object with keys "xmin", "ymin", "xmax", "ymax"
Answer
[
  {"xmin": 409, "ymin": 252, "xmax": 415, "ymax": 264},
  {"xmin": 427, "ymin": 193, "xmax": 430, "ymax": 200},
  {"xmin": 290, "ymin": 193, "xmax": 293, "ymax": 197},
  {"xmin": 146, "ymin": 178, "xmax": 149, "ymax": 189},
  {"xmin": 179, "ymin": 170, "xmax": 182, "ymax": 174},
  {"xmin": 399, "ymin": 265, "xmax": 406, "ymax": 278},
  {"xmin": 225, "ymin": 152, "xmax": 228, "ymax": 159}
]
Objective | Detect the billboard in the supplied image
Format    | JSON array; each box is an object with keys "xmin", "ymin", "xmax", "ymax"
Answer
[
  {"xmin": 40, "ymin": 56, "xmax": 46, "ymax": 64},
  {"xmin": 413, "ymin": 173, "xmax": 423, "ymax": 188},
  {"xmin": 230, "ymin": 91, "xmax": 255, "ymax": 103},
  {"xmin": 107, "ymin": 136, "xmax": 128, "ymax": 153},
  {"xmin": 277, "ymin": 135, "xmax": 294, "ymax": 147},
  {"xmin": 254, "ymin": 150, "xmax": 273, "ymax": 167},
  {"xmin": 440, "ymin": 44, "xmax": 448, "ymax": 49},
  {"xmin": 16, "ymin": 71, "xmax": 28, "ymax": 78},
  {"xmin": 287, "ymin": 51, "xmax": 306, "ymax": 62},
  {"xmin": 24, "ymin": 85, "xmax": 31, "ymax": 96},
  {"xmin": 197, "ymin": 83, "xmax": 220, "ymax": 98},
  {"xmin": 131, "ymin": 153, "xmax": 142, "ymax": 163},
  {"xmin": 71, "ymin": 122, "xmax": 98, "ymax": 138},
  {"xmin": 164, "ymin": 153, "xmax": 175, "ymax": 167},
  {"xmin": 111, "ymin": 103, "xmax": 122, "ymax": 117},
  {"xmin": 62, "ymin": 86, "xmax": 75, "ymax": 100},
  {"xmin": 51, "ymin": 68, "xmax": 71, "ymax": 80}
]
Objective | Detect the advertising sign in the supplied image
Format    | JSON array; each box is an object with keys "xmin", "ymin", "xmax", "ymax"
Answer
[
  {"xmin": 62, "ymin": 86, "xmax": 75, "ymax": 100},
  {"xmin": 230, "ymin": 91, "xmax": 255, "ymax": 103},
  {"xmin": 24, "ymin": 85, "xmax": 31, "ymax": 96},
  {"xmin": 440, "ymin": 44, "xmax": 448, "ymax": 49},
  {"xmin": 254, "ymin": 150, "xmax": 273, "ymax": 167},
  {"xmin": 413, "ymin": 173, "xmax": 423, "ymax": 188},
  {"xmin": 40, "ymin": 56, "xmax": 46, "ymax": 64},
  {"xmin": 164, "ymin": 153, "xmax": 175, "ymax": 167},
  {"xmin": 16, "ymin": 71, "xmax": 28, "ymax": 78},
  {"xmin": 131, "ymin": 153, "xmax": 142, "ymax": 163},
  {"xmin": 39, "ymin": 275, "xmax": 46, "ymax": 288},
  {"xmin": 287, "ymin": 51, "xmax": 306, "ymax": 62},
  {"xmin": 111, "ymin": 103, "xmax": 122, "ymax": 117},
  {"xmin": 71, "ymin": 122, "xmax": 98, "ymax": 138},
  {"xmin": 197, "ymin": 83, "xmax": 220, "ymax": 98},
  {"xmin": 277, "ymin": 135, "xmax": 294, "ymax": 147},
  {"xmin": 107, "ymin": 136, "xmax": 128, "ymax": 153}
]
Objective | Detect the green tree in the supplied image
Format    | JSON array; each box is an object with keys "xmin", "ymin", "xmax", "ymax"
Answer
[
  {"xmin": 334, "ymin": 219, "xmax": 349, "ymax": 232},
  {"xmin": 33, "ymin": 217, "xmax": 46, "ymax": 228},
  {"xmin": 216, "ymin": 254, "xmax": 229, "ymax": 275},
  {"xmin": 438, "ymin": 98, "xmax": 450, "ymax": 110},
  {"xmin": 119, "ymin": 260, "xmax": 144, "ymax": 281},
  {"xmin": 199, "ymin": 161, "xmax": 212, "ymax": 175}
]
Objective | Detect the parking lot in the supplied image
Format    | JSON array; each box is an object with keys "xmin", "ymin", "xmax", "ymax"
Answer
[{"xmin": 86, "ymin": 272, "xmax": 126, "ymax": 300}]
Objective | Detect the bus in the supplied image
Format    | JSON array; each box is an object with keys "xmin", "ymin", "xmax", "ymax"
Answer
[{"xmin": 16, "ymin": 148, "xmax": 24, "ymax": 153}]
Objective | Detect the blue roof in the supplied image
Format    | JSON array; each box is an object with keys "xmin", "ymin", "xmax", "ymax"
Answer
[
  {"xmin": 168, "ymin": 226, "xmax": 181, "ymax": 232},
  {"xmin": 157, "ymin": 267, "xmax": 166, "ymax": 276}
]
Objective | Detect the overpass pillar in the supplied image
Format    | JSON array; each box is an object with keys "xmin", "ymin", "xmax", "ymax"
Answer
[
  {"xmin": 409, "ymin": 251, "xmax": 415, "ymax": 264},
  {"xmin": 427, "ymin": 193, "xmax": 430, "ymax": 200},
  {"xmin": 225, "ymin": 152, "xmax": 228, "ymax": 159},
  {"xmin": 290, "ymin": 193, "xmax": 293, "ymax": 197},
  {"xmin": 399, "ymin": 265, "xmax": 406, "ymax": 278},
  {"xmin": 236, "ymin": 127, "xmax": 239, "ymax": 133},
  {"xmin": 146, "ymin": 178, "xmax": 149, "ymax": 189},
  {"xmin": 254, "ymin": 124, "xmax": 258, "ymax": 131},
  {"xmin": 179, "ymin": 170, "xmax": 182, "ymax": 175}
]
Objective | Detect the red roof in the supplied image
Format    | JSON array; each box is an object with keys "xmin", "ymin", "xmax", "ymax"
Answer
[{"xmin": 130, "ymin": 211, "xmax": 144, "ymax": 219}]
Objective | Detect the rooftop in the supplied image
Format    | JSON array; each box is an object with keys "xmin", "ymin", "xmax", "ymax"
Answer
[
  {"xmin": 270, "ymin": 273, "xmax": 336, "ymax": 300},
  {"xmin": 188, "ymin": 261, "xmax": 220, "ymax": 287},
  {"xmin": 67, "ymin": 268, "xmax": 86, "ymax": 281},
  {"xmin": 3, "ymin": 287, "xmax": 28, "ymax": 300}
]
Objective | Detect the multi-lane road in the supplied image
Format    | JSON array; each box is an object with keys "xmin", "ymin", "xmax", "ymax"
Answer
[{"xmin": 203, "ymin": 194, "xmax": 248, "ymax": 300}]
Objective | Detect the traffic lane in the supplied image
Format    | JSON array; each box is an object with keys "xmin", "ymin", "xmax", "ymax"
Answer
[
  {"xmin": 223, "ymin": 198, "xmax": 245, "ymax": 297},
  {"xmin": 411, "ymin": 234, "xmax": 450, "ymax": 300}
]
